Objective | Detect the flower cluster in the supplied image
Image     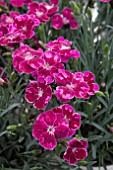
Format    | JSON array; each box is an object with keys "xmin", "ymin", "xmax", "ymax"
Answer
[
  {"xmin": 11, "ymin": 35, "xmax": 99, "ymax": 164},
  {"xmin": 0, "ymin": 12, "xmax": 40, "ymax": 46},
  {"xmin": 0, "ymin": 0, "xmax": 78, "ymax": 48},
  {"xmin": 1, "ymin": 0, "xmax": 100, "ymax": 166},
  {"xmin": 0, "ymin": 0, "xmax": 59, "ymax": 47},
  {"xmin": 32, "ymin": 104, "xmax": 81, "ymax": 150}
]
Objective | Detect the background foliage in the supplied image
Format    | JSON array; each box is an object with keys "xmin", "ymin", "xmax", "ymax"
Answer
[{"xmin": 1, "ymin": 0, "xmax": 113, "ymax": 169}]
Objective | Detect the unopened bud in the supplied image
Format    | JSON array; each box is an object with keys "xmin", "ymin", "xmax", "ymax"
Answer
[
  {"xmin": 110, "ymin": 127, "xmax": 113, "ymax": 133},
  {"xmin": 7, "ymin": 125, "xmax": 17, "ymax": 131},
  {"xmin": 87, "ymin": 7, "xmax": 92, "ymax": 19},
  {"xmin": 95, "ymin": 91, "xmax": 104, "ymax": 97},
  {"xmin": 10, "ymin": 72, "xmax": 17, "ymax": 82},
  {"xmin": 101, "ymin": 82, "xmax": 106, "ymax": 87},
  {"xmin": 69, "ymin": 2, "xmax": 80, "ymax": 14},
  {"xmin": 103, "ymin": 44, "xmax": 109, "ymax": 54}
]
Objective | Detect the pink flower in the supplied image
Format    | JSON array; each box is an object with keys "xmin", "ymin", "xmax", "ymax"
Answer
[
  {"xmin": 52, "ymin": 14, "xmax": 64, "ymax": 29},
  {"xmin": 32, "ymin": 109, "xmax": 69, "ymax": 150},
  {"xmin": 100, "ymin": 0, "xmax": 111, "ymax": 2},
  {"xmin": 52, "ymin": 7, "xmax": 78, "ymax": 30},
  {"xmin": 46, "ymin": 36, "xmax": 80, "ymax": 63},
  {"xmin": 32, "ymin": 50, "xmax": 64, "ymax": 84},
  {"xmin": 12, "ymin": 44, "xmax": 44, "ymax": 74},
  {"xmin": 13, "ymin": 14, "xmax": 40, "ymax": 39},
  {"xmin": 10, "ymin": 0, "xmax": 32, "ymax": 7},
  {"xmin": 54, "ymin": 69, "xmax": 89, "ymax": 102},
  {"xmin": 25, "ymin": 81, "xmax": 52, "ymax": 110},
  {"xmin": 28, "ymin": 2, "xmax": 50, "ymax": 23},
  {"xmin": 53, "ymin": 104, "xmax": 81, "ymax": 137},
  {"xmin": 63, "ymin": 138, "xmax": 88, "ymax": 165},
  {"xmin": 83, "ymin": 71, "xmax": 100, "ymax": 98}
]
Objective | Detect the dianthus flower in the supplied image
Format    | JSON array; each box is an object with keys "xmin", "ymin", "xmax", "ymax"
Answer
[
  {"xmin": 83, "ymin": 71, "xmax": 100, "ymax": 98},
  {"xmin": 10, "ymin": 0, "xmax": 32, "ymax": 7},
  {"xmin": 27, "ymin": 2, "xmax": 50, "ymax": 23},
  {"xmin": 46, "ymin": 36, "xmax": 80, "ymax": 63},
  {"xmin": 32, "ymin": 104, "xmax": 81, "ymax": 150},
  {"xmin": 54, "ymin": 70, "xmax": 99, "ymax": 102},
  {"xmin": 32, "ymin": 50, "xmax": 64, "ymax": 84},
  {"xmin": 25, "ymin": 81, "xmax": 52, "ymax": 110},
  {"xmin": 63, "ymin": 138, "xmax": 88, "ymax": 165},
  {"xmin": 53, "ymin": 104, "xmax": 81, "ymax": 137},
  {"xmin": 54, "ymin": 69, "xmax": 89, "ymax": 102},
  {"xmin": 100, "ymin": 0, "xmax": 111, "ymax": 2},
  {"xmin": 12, "ymin": 44, "xmax": 44, "ymax": 74},
  {"xmin": 13, "ymin": 14, "xmax": 40, "ymax": 39},
  {"xmin": 32, "ymin": 109, "xmax": 69, "ymax": 150},
  {"xmin": 52, "ymin": 7, "xmax": 78, "ymax": 30}
]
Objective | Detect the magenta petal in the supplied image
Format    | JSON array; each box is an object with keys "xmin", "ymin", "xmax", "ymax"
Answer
[
  {"xmin": 62, "ymin": 8, "xmax": 73, "ymax": 19},
  {"xmin": 54, "ymin": 88, "xmax": 71, "ymax": 103},
  {"xmin": 52, "ymin": 14, "xmax": 63, "ymax": 30},
  {"xmin": 19, "ymin": 60, "xmax": 35, "ymax": 74},
  {"xmin": 63, "ymin": 147, "xmax": 72, "ymax": 161},
  {"xmin": 28, "ymin": 58, "xmax": 45, "ymax": 70},
  {"xmin": 67, "ymin": 129, "xmax": 76, "ymax": 138},
  {"xmin": 70, "ymin": 113, "xmax": 81, "ymax": 130},
  {"xmin": 43, "ymin": 110, "xmax": 56, "ymax": 126},
  {"xmin": 33, "ymin": 97, "xmax": 47, "ymax": 110},
  {"xmin": 55, "ymin": 124, "xmax": 69, "ymax": 140},
  {"xmin": 39, "ymin": 132, "xmax": 57, "ymax": 150},
  {"xmin": 12, "ymin": 56, "xmax": 24, "ymax": 72},
  {"xmin": 69, "ymin": 138, "xmax": 88, "ymax": 148},
  {"xmin": 63, "ymin": 147, "xmax": 78, "ymax": 165},
  {"xmin": 48, "ymin": 7, "xmax": 58, "ymax": 16},
  {"xmin": 50, "ymin": 0, "xmax": 59, "ymax": 5},
  {"xmin": 69, "ymin": 18, "xmax": 78, "ymax": 29},
  {"xmin": 69, "ymin": 152, "xmax": 78, "ymax": 165},
  {"xmin": 75, "ymin": 148, "xmax": 88, "ymax": 160},
  {"xmin": 70, "ymin": 50, "xmax": 80, "ymax": 59},
  {"xmin": 44, "ymin": 51, "xmax": 61, "ymax": 65},
  {"xmin": 54, "ymin": 86, "xmax": 74, "ymax": 101},
  {"xmin": 32, "ymin": 119, "xmax": 48, "ymax": 140},
  {"xmin": 25, "ymin": 87, "xmax": 39, "ymax": 103}
]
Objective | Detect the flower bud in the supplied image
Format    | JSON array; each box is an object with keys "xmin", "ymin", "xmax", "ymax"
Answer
[
  {"xmin": 101, "ymin": 82, "xmax": 106, "ymax": 87},
  {"xmin": 103, "ymin": 44, "xmax": 109, "ymax": 54},
  {"xmin": 69, "ymin": 1, "xmax": 80, "ymax": 14},
  {"xmin": 87, "ymin": 7, "xmax": 92, "ymax": 19},
  {"xmin": 95, "ymin": 91, "xmax": 105, "ymax": 97},
  {"xmin": 10, "ymin": 72, "xmax": 17, "ymax": 82},
  {"xmin": 7, "ymin": 125, "xmax": 17, "ymax": 131},
  {"xmin": 110, "ymin": 127, "xmax": 113, "ymax": 132}
]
